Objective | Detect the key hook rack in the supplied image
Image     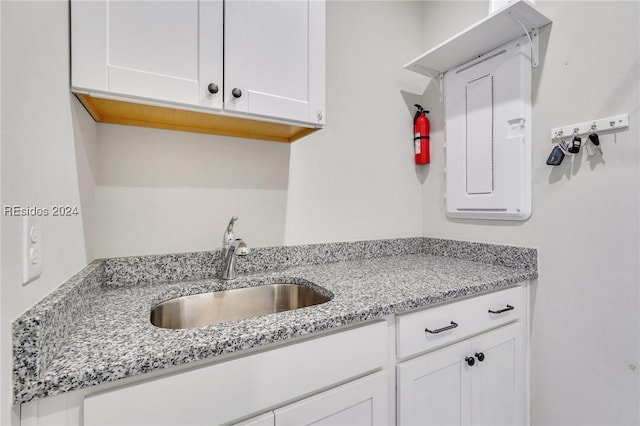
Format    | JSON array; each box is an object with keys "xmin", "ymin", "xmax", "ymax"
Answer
[
  {"xmin": 551, "ymin": 113, "xmax": 629, "ymax": 141},
  {"xmin": 546, "ymin": 113, "xmax": 628, "ymax": 166}
]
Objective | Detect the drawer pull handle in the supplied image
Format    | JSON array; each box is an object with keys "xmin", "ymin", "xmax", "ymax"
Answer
[
  {"xmin": 425, "ymin": 321, "xmax": 458, "ymax": 334},
  {"xmin": 488, "ymin": 304, "xmax": 514, "ymax": 314}
]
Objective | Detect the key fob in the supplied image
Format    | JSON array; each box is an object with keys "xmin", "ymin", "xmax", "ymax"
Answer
[
  {"xmin": 546, "ymin": 145, "xmax": 565, "ymax": 166},
  {"xmin": 588, "ymin": 132, "xmax": 600, "ymax": 146},
  {"xmin": 568, "ymin": 135, "xmax": 581, "ymax": 154}
]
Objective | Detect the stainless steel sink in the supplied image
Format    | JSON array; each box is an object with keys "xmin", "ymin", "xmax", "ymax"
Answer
[{"xmin": 150, "ymin": 283, "xmax": 331, "ymax": 329}]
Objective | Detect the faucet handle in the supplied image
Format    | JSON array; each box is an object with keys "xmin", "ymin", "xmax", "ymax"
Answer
[
  {"xmin": 226, "ymin": 216, "xmax": 238, "ymax": 232},
  {"xmin": 223, "ymin": 216, "xmax": 238, "ymax": 245},
  {"xmin": 236, "ymin": 239, "xmax": 250, "ymax": 256}
]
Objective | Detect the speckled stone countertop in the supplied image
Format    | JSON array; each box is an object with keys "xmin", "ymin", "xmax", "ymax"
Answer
[{"xmin": 13, "ymin": 238, "xmax": 537, "ymax": 405}]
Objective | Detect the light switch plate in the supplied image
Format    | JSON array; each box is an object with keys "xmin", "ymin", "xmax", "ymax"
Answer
[{"xmin": 23, "ymin": 216, "xmax": 42, "ymax": 284}]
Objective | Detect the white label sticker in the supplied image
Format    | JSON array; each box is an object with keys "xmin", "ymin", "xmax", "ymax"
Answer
[{"xmin": 414, "ymin": 139, "xmax": 421, "ymax": 154}]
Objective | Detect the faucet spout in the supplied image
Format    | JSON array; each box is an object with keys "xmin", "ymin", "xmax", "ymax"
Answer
[{"xmin": 220, "ymin": 217, "xmax": 249, "ymax": 280}]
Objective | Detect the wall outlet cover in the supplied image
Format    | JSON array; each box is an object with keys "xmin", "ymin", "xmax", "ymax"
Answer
[{"xmin": 22, "ymin": 216, "xmax": 43, "ymax": 284}]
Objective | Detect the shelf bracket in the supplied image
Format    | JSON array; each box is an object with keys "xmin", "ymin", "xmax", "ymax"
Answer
[
  {"xmin": 530, "ymin": 27, "xmax": 540, "ymax": 67},
  {"xmin": 510, "ymin": 12, "xmax": 540, "ymax": 67},
  {"xmin": 436, "ymin": 73, "xmax": 444, "ymax": 103}
]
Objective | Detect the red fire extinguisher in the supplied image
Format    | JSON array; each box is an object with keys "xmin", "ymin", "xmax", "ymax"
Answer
[{"xmin": 413, "ymin": 104, "xmax": 430, "ymax": 164}]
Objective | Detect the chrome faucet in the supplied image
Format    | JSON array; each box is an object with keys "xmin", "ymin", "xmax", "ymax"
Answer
[{"xmin": 220, "ymin": 216, "xmax": 250, "ymax": 280}]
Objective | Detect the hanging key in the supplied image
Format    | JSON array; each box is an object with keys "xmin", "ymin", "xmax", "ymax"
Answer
[
  {"xmin": 546, "ymin": 144, "xmax": 565, "ymax": 166},
  {"xmin": 557, "ymin": 138, "xmax": 570, "ymax": 155},
  {"xmin": 568, "ymin": 129, "xmax": 582, "ymax": 154},
  {"xmin": 553, "ymin": 131, "xmax": 570, "ymax": 155},
  {"xmin": 588, "ymin": 131, "xmax": 603, "ymax": 155}
]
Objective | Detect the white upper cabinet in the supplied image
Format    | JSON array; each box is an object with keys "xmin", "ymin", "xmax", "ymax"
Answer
[
  {"xmin": 71, "ymin": 0, "xmax": 223, "ymax": 109},
  {"xmin": 225, "ymin": 0, "xmax": 325, "ymax": 124},
  {"xmin": 71, "ymin": 0, "xmax": 325, "ymax": 140}
]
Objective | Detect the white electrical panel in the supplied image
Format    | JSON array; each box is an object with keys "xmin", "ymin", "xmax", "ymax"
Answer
[{"xmin": 445, "ymin": 35, "xmax": 532, "ymax": 220}]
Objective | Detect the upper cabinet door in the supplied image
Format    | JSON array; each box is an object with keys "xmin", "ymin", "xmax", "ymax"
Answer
[
  {"xmin": 71, "ymin": 0, "xmax": 223, "ymax": 109},
  {"xmin": 224, "ymin": 0, "xmax": 325, "ymax": 125}
]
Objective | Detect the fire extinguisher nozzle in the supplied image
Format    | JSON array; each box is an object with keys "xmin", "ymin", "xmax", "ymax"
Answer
[{"xmin": 414, "ymin": 104, "xmax": 429, "ymax": 114}]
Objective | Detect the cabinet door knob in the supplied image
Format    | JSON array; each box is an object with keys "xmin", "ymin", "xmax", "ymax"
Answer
[
  {"xmin": 207, "ymin": 83, "xmax": 219, "ymax": 94},
  {"xmin": 465, "ymin": 356, "xmax": 475, "ymax": 367},
  {"xmin": 232, "ymin": 88, "xmax": 242, "ymax": 98},
  {"xmin": 475, "ymin": 352, "xmax": 485, "ymax": 362}
]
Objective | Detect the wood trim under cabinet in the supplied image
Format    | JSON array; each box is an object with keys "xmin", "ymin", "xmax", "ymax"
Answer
[{"xmin": 74, "ymin": 93, "xmax": 320, "ymax": 143}]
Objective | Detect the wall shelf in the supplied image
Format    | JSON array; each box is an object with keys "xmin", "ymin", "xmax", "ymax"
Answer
[{"xmin": 404, "ymin": 0, "xmax": 551, "ymax": 78}]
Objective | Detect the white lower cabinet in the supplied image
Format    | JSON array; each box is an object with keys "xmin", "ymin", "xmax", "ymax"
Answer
[
  {"xmin": 398, "ymin": 338, "xmax": 471, "ymax": 425},
  {"xmin": 397, "ymin": 322, "xmax": 524, "ymax": 426},
  {"xmin": 238, "ymin": 371, "xmax": 388, "ymax": 426},
  {"xmin": 275, "ymin": 371, "xmax": 388, "ymax": 426},
  {"xmin": 82, "ymin": 322, "xmax": 387, "ymax": 426}
]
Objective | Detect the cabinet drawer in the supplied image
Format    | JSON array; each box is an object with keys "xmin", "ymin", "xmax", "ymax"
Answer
[{"xmin": 396, "ymin": 285, "xmax": 524, "ymax": 359}]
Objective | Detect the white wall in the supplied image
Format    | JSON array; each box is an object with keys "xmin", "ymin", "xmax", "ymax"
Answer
[
  {"xmin": 284, "ymin": 0, "xmax": 426, "ymax": 244},
  {"xmin": 2, "ymin": 1, "xmax": 638, "ymax": 425},
  {"xmin": 0, "ymin": 5, "xmax": 426, "ymax": 421},
  {"xmin": 96, "ymin": 0, "xmax": 427, "ymax": 255},
  {"xmin": 421, "ymin": 1, "xmax": 640, "ymax": 424},
  {"xmin": 0, "ymin": 2, "xmax": 97, "ymax": 425},
  {"xmin": 94, "ymin": 125, "xmax": 290, "ymax": 258}
]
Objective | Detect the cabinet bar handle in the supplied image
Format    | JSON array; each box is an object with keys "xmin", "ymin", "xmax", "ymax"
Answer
[
  {"xmin": 488, "ymin": 304, "xmax": 514, "ymax": 314},
  {"xmin": 425, "ymin": 321, "xmax": 458, "ymax": 334}
]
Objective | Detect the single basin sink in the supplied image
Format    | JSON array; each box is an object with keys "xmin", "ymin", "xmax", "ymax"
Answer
[{"xmin": 150, "ymin": 283, "xmax": 331, "ymax": 329}]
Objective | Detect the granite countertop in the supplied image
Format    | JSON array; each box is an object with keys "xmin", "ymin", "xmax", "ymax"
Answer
[{"xmin": 13, "ymin": 238, "xmax": 537, "ymax": 405}]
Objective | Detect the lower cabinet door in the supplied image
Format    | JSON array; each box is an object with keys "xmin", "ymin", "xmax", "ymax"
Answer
[
  {"xmin": 397, "ymin": 322, "xmax": 524, "ymax": 426},
  {"xmin": 397, "ymin": 340, "xmax": 472, "ymax": 426},
  {"xmin": 274, "ymin": 371, "xmax": 388, "ymax": 426},
  {"xmin": 470, "ymin": 322, "xmax": 524, "ymax": 426}
]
